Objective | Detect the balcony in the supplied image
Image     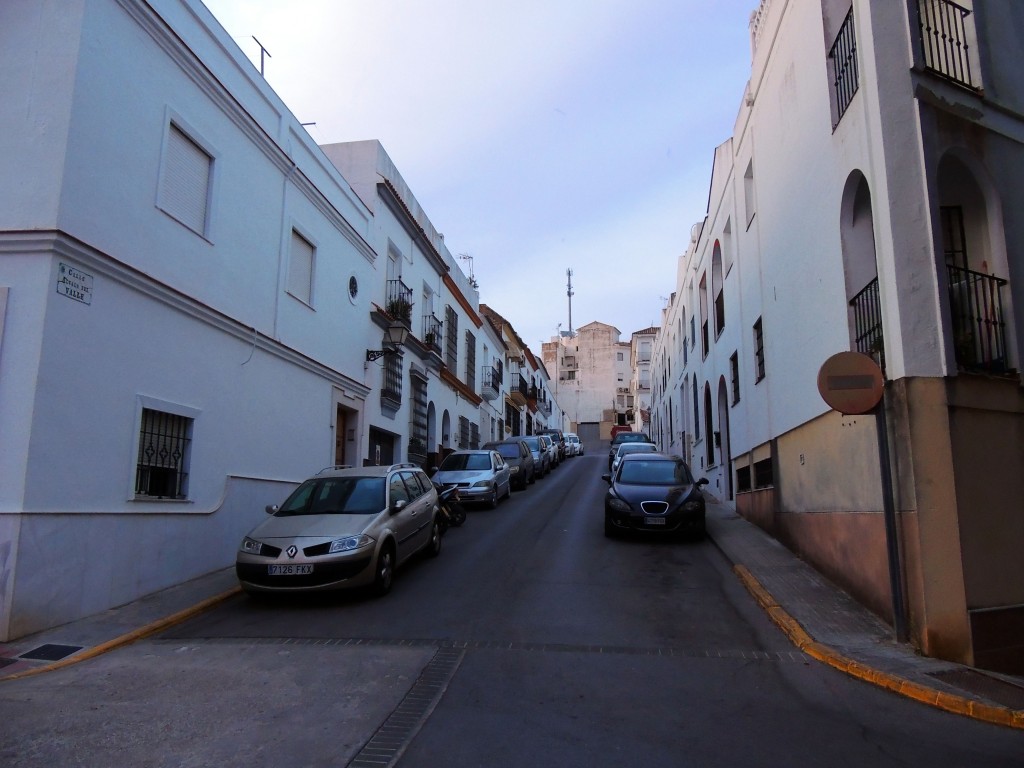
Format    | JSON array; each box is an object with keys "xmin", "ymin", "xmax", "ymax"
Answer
[
  {"xmin": 421, "ymin": 313, "xmax": 443, "ymax": 354},
  {"xmin": 537, "ymin": 397, "xmax": 551, "ymax": 418},
  {"xmin": 508, "ymin": 372, "xmax": 529, "ymax": 406},
  {"xmin": 480, "ymin": 365, "xmax": 501, "ymax": 401},
  {"xmin": 947, "ymin": 264, "xmax": 1009, "ymax": 374},
  {"xmin": 849, "ymin": 277, "xmax": 885, "ymax": 374},
  {"xmin": 384, "ymin": 279, "xmax": 413, "ymax": 326},
  {"xmin": 916, "ymin": 0, "xmax": 980, "ymax": 92}
]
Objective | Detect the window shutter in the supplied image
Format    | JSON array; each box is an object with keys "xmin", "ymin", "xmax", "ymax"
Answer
[
  {"xmin": 289, "ymin": 230, "xmax": 314, "ymax": 304},
  {"xmin": 162, "ymin": 124, "xmax": 211, "ymax": 233}
]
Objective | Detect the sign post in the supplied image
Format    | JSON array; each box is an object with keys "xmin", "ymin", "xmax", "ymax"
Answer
[{"xmin": 817, "ymin": 352, "xmax": 908, "ymax": 643}]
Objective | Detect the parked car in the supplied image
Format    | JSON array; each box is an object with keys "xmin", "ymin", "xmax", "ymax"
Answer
[
  {"xmin": 537, "ymin": 429, "xmax": 566, "ymax": 461},
  {"xmin": 538, "ymin": 434, "xmax": 559, "ymax": 469},
  {"xmin": 236, "ymin": 463, "xmax": 441, "ymax": 597},
  {"xmin": 608, "ymin": 431, "xmax": 653, "ymax": 470},
  {"xmin": 482, "ymin": 438, "xmax": 536, "ymax": 489},
  {"xmin": 564, "ymin": 433, "xmax": 582, "ymax": 456},
  {"xmin": 521, "ymin": 435, "xmax": 551, "ymax": 477},
  {"xmin": 432, "ymin": 449, "xmax": 512, "ymax": 508},
  {"xmin": 610, "ymin": 441, "xmax": 659, "ymax": 474},
  {"xmin": 602, "ymin": 453, "xmax": 709, "ymax": 538}
]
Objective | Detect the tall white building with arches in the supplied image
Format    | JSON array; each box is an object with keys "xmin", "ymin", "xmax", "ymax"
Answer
[{"xmin": 650, "ymin": 0, "xmax": 1024, "ymax": 674}]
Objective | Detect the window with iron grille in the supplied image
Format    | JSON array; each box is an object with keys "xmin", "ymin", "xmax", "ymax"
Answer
[
  {"xmin": 465, "ymin": 330, "xmax": 476, "ymax": 390},
  {"xmin": 828, "ymin": 8, "xmax": 859, "ymax": 127},
  {"xmin": 754, "ymin": 457, "xmax": 774, "ymax": 488},
  {"xmin": 736, "ymin": 465, "xmax": 752, "ymax": 493},
  {"xmin": 458, "ymin": 416, "xmax": 471, "ymax": 449},
  {"xmin": 136, "ymin": 408, "xmax": 192, "ymax": 499},
  {"xmin": 410, "ymin": 377, "xmax": 428, "ymax": 449},
  {"xmin": 753, "ymin": 317, "xmax": 766, "ymax": 382},
  {"xmin": 730, "ymin": 352, "xmax": 740, "ymax": 405},
  {"xmin": 445, "ymin": 305, "xmax": 458, "ymax": 370},
  {"xmin": 382, "ymin": 354, "xmax": 402, "ymax": 403},
  {"xmin": 470, "ymin": 422, "xmax": 480, "ymax": 450}
]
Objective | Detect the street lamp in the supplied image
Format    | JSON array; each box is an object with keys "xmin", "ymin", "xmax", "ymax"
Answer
[{"xmin": 366, "ymin": 321, "xmax": 410, "ymax": 362}]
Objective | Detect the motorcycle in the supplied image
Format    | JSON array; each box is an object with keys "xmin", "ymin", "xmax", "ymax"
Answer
[{"xmin": 434, "ymin": 483, "xmax": 466, "ymax": 533}]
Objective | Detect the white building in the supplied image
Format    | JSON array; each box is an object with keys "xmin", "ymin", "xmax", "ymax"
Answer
[
  {"xmin": 0, "ymin": 0, "xmax": 558, "ymax": 641},
  {"xmin": 651, "ymin": 0, "xmax": 1024, "ymax": 673}
]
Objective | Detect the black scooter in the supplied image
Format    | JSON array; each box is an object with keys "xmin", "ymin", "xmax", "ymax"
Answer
[{"xmin": 434, "ymin": 484, "xmax": 466, "ymax": 533}]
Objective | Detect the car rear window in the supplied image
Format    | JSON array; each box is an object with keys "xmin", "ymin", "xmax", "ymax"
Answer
[
  {"xmin": 490, "ymin": 444, "xmax": 520, "ymax": 459},
  {"xmin": 617, "ymin": 460, "xmax": 692, "ymax": 486},
  {"xmin": 440, "ymin": 453, "xmax": 492, "ymax": 471}
]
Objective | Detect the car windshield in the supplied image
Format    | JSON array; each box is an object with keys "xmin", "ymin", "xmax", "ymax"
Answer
[
  {"xmin": 490, "ymin": 444, "xmax": 520, "ymax": 459},
  {"xmin": 522, "ymin": 437, "xmax": 542, "ymax": 450},
  {"xmin": 617, "ymin": 460, "xmax": 693, "ymax": 486},
  {"xmin": 276, "ymin": 477, "xmax": 386, "ymax": 516},
  {"xmin": 440, "ymin": 453, "xmax": 491, "ymax": 471}
]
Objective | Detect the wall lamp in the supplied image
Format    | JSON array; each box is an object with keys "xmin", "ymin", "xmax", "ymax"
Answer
[{"xmin": 366, "ymin": 322, "xmax": 410, "ymax": 362}]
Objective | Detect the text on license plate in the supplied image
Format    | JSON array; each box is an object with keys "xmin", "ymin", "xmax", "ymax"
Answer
[
  {"xmin": 644, "ymin": 517, "xmax": 666, "ymax": 526},
  {"xmin": 268, "ymin": 564, "xmax": 313, "ymax": 575}
]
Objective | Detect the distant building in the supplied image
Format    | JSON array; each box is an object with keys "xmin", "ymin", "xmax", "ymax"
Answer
[{"xmin": 543, "ymin": 321, "xmax": 631, "ymax": 440}]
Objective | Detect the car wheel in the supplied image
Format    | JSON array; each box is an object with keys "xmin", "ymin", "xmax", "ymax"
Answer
[
  {"xmin": 426, "ymin": 519, "xmax": 442, "ymax": 558},
  {"xmin": 373, "ymin": 544, "xmax": 395, "ymax": 596},
  {"xmin": 504, "ymin": 480, "xmax": 512, "ymax": 499},
  {"xmin": 528, "ymin": 469, "xmax": 536, "ymax": 485},
  {"xmin": 487, "ymin": 486, "xmax": 498, "ymax": 509}
]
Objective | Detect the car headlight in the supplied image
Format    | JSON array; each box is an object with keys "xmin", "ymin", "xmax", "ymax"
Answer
[
  {"xmin": 607, "ymin": 496, "xmax": 631, "ymax": 513},
  {"xmin": 328, "ymin": 534, "xmax": 374, "ymax": 554},
  {"xmin": 240, "ymin": 537, "xmax": 264, "ymax": 555},
  {"xmin": 683, "ymin": 500, "xmax": 704, "ymax": 512},
  {"xmin": 509, "ymin": 466, "xmax": 520, "ymax": 474},
  {"xmin": 472, "ymin": 480, "xmax": 492, "ymax": 488}
]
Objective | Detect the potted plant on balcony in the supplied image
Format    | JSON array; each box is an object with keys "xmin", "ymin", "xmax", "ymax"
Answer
[
  {"xmin": 424, "ymin": 331, "xmax": 436, "ymax": 346},
  {"xmin": 386, "ymin": 297, "xmax": 412, "ymax": 324}
]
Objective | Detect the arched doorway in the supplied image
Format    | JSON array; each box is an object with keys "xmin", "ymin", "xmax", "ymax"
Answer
[{"xmin": 717, "ymin": 377, "xmax": 732, "ymax": 500}]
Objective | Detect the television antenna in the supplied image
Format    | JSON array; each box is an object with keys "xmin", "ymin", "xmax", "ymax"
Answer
[
  {"xmin": 456, "ymin": 253, "xmax": 478, "ymax": 288},
  {"xmin": 252, "ymin": 36, "xmax": 271, "ymax": 76}
]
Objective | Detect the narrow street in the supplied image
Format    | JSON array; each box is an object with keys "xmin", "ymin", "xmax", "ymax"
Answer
[{"xmin": 2, "ymin": 453, "xmax": 1022, "ymax": 767}]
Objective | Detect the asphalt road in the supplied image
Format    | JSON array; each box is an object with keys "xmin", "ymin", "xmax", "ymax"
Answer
[{"xmin": 2, "ymin": 453, "xmax": 1022, "ymax": 767}]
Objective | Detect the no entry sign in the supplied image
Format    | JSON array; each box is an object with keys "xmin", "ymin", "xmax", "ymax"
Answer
[{"xmin": 817, "ymin": 352, "xmax": 884, "ymax": 414}]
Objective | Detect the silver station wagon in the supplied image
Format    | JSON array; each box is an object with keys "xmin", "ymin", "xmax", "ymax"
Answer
[{"xmin": 236, "ymin": 463, "xmax": 441, "ymax": 596}]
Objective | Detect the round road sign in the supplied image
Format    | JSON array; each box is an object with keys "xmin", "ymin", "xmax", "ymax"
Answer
[{"xmin": 817, "ymin": 352, "xmax": 884, "ymax": 415}]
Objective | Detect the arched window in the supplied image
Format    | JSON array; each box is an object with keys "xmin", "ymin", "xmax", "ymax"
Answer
[
  {"xmin": 712, "ymin": 241, "xmax": 725, "ymax": 338},
  {"xmin": 703, "ymin": 384, "xmax": 714, "ymax": 467}
]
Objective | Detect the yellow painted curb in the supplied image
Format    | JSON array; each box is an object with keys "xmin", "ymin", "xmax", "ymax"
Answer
[
  {"xmin": 0, "ymin": 586, "xmax": 241, "ymax": 682},
  {"xmin": 732, "ymin": 565, "xmax": 1024, "ymax": 730}
]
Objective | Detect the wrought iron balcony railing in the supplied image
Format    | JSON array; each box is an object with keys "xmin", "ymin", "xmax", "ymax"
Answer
[
  {"xmin": 916, "ymin": 0, "xmax": 980, "ymax": 91},
  {"xmin": 849, "ymin": 276, "xmax": 885, "ymax": 374},
  {"xmin": 947, "ymin": 264, "xmax": 1009, "ymax": 374},
  {"xmin": 421, "ymin": 313, "xmax": 443, "ymax": 353},
  {"xmin": 384, "ymin": 279, "xmax": 414, "ymax": 324},
  {"xmin": 829, "ymin": 7, "xmax": 859, "ymax": 126},
  {"xmin": 480, "ymin": 365, "xmax": 500, "ymax": 401}
]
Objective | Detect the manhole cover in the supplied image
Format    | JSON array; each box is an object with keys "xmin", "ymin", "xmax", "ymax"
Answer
[{"xmin": 19, "ymin": 644, "xmax": 83, "ymax": 662}]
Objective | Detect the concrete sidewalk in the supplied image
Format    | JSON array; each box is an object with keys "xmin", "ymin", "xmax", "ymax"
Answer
[
  {"xmin": 1, "ymin": 502, "xmax": 1022, "ymax": 730},
  {"xmin": 705, "ymin": 499, "xmax": 1024, "ymax": 729}
]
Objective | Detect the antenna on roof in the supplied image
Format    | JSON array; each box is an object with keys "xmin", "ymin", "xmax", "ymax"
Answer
[
  {"xmin": 252, "ymin": 36, "xmax": 271, "ymax": 76},
  {"xmin": 566, "ymin": 268, "xmax": 575, "ymax": 337},
  {"xmin": 457, "ymin": 253, "xmax": 478, "ymax": 289}
]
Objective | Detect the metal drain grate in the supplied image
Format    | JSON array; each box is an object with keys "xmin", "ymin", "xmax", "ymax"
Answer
[
  {"xmin": 928, "ymin": 668, "xmax": 1024, "ymax": 709},
  {"xmin": 19, "ymin": 644, "xmax": 83, "ymax": 662}
]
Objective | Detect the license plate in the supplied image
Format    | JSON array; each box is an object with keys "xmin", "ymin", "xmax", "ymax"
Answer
[
  {"xmin": 268, "ymin": 564, "xmax": 313, "ymax": 575},
  {"xmin": 644, "ymin": 517, "xmax": 666, "ymax": 526}
]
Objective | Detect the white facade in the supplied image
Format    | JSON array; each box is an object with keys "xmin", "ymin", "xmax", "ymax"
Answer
[
  {"xmin": 650, "ymin": 0, "xmax": 1024, "ymax": 672},
  {"xmin": 0, "ymin": 0, "xmax": 560, "ymax": 640}
]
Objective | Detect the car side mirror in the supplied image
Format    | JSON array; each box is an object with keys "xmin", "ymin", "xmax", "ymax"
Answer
[
  {"xmin": 265, "ymin": 504, "xmax": 279, "ymax": 515},
  {"xmin": 697, "ymin": 478, "xmax": 710, "ymax": 486},
  {"xmin": 391, "ymin": 499, "xmax": 408, "ymax": 514},
  {"xmin": 601, "ymin": 473, "xmax": 612, "ymax": 484}
]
